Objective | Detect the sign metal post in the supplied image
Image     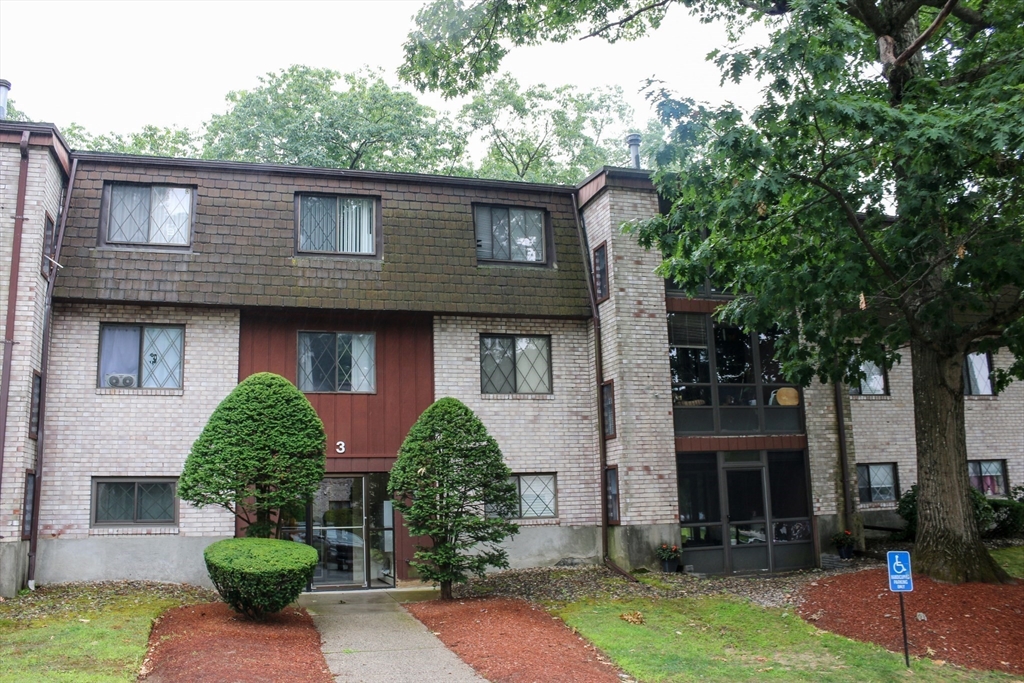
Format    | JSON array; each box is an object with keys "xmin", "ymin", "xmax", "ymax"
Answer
[{"xmin": 887, "ymin": 550, "xmax": 913, "ymax": 667}]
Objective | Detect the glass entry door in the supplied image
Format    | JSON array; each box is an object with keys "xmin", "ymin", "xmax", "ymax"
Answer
[{"xmin": 284, "ymin": 474, "xmax": 395, "ymax": 590}]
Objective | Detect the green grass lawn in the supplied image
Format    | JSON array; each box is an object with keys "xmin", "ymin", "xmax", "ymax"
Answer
[
  {"xmin": 0, "ymin": 582, "xmax": 213, "ymax": 683},
  {"xmin": 554, "ymin": 596, "xmax": 1018, "ymax": 683},
  {"xmin": 989, "ymin": 546, "xmax": 1024, "ymax": 578}
]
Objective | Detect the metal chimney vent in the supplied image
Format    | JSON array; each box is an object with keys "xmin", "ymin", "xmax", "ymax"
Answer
[
  {"xmin": 626, "ymin": 133, "xmax": 641, "ymax": 169},
  {"xmin": 0, "ymin": 80, "xmax": 10, "ymax": 120}
]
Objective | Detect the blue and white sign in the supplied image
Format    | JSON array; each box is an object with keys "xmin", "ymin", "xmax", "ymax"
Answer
[{"xmin": 887, "ymin": 551, "xmax": 913, "ymax": 592}]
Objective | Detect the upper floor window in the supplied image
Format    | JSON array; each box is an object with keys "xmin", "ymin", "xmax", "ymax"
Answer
[
  {"xmin": 474, "ymin": 205, "xmax": 545, "ymax": 264},
  {"xmin": 106, "ymin": 184, "xmax": 192, "ymax": 247},
  {"xmin": 850, "ymin": 359, "xmax": 888, "ymax": 396},
  {"xmin": 593, "ymin": 243, "xmax": 609, "ymax": 301},
  {"xmin": 29, "ymin": 372, "xmax": 41, "ymax": 440},
  {"xmin": 601, "ymin": 380, "xmax": 616, "ymax": 439},
  {"xmin": 480, "ymin": 335, "xmax": 551, "ymax": 394},
  {"xmin": 297, "ymin": 195, "xmax": 376, "ymax": 256},
  {"xmin": 964, "ymin": 352, "xmax": 994, "ymax": 395},
  {"xmin": 968, "ymin": 460, "xmax": 1007, "ymax": 496},
  {"xmin": 297, "ymin": 332, "xmax": 376, "ymax": 393},
  {"xmin": 669, "ymin": 313, "xmax": 801, "ymax": 434},
  {"xmin": 98, "ymin": 324, "xmax": 184, "ymax": 389}
]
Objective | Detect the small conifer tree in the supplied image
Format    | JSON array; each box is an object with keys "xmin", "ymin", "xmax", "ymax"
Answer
[
  {"xmin": 179, "ymin": 372, "xmax": 326, "ymax": 538},
  {"xmin": 388, "ymin": 397, "xmax": 519, "ymax": 599}
]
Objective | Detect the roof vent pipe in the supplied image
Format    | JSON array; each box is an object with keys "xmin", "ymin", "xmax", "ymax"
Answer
[
  {"xmin": 626, "ymin": 133, "xmax": 641, "ymax": 169},
  {"xmin": 0, "ymin": 80, "xmax": 10, "ymax": 120}
]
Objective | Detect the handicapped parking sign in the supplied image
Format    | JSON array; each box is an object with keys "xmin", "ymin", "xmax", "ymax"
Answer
[{"xmin": 887, "ymin": 551, "xmax": 913, "ymax": 592}]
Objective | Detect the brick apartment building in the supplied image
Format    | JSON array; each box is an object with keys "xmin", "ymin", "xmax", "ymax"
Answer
[{"xmin": 1, "ymin": 118, "xmax": 1020, "ymax": 595}]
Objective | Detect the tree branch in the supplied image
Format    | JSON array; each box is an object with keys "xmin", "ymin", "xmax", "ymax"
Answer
[
  {"xmin": 922, "ymin": 0, "xmax": 988, "ymax": 27},
  {"xmin": 581, "ymin": 0, "xmax": 674, "ymax": 40},
  {"xmin": 891, "ymin": 0, "xmax": 959, "ymax": 71},
  {"xmin": 791, "ymin": 173, "xmax": 902, "ymax": 286},
  {"xmin": 889, "ymin": 0, "xmax": 929, "ymax": 35},
  {"xmin": 850, "ymin": 0, "xmax": 888, "ymax": 36}
]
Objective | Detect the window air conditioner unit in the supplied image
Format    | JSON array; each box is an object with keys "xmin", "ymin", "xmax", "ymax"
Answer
[{"xmin": 105, "ymin": 373, "xmax": 137, "ymax": 387}]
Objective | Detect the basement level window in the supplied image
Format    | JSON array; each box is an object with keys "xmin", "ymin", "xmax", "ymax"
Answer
[
  {"xmin": 968, "ymin": 460, "xmax": 1007, "ymax": 496},
  {"xmin": 92, "ymin": 478, "xmax": 177, "ymax": 527},
  {"xmin": 857, "ymin": 463, "xmax": 898, "ymax": 503}
]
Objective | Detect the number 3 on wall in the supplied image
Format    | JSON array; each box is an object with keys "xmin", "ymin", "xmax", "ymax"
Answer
[{"xmin": 335, "ymin": 441, "xmax": 346, "ymax": 454}]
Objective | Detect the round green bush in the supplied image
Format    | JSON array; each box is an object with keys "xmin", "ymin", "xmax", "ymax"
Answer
[
  {"xmin": 896, "ymin": 484, "xmax": 995, "ymax": 540},
  {"xmin": 204, "ymin": 538, "xmax": 318, "ymax": 619}
]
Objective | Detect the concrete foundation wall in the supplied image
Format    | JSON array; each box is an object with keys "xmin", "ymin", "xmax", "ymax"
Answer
[
  {"xmin": 35, "ymin": 535, "xmax": 229, "ymax": 587},
  {"xmin": 608, "ymin": 522, "xmax": 682, "ymax": 571},
  {"xmin": 501, "ymin": 525, "xmax": 601, "ymax": 569},
  {"xmin": 0, "ymin": 540, "xmax": 30, "ymax": 596}
]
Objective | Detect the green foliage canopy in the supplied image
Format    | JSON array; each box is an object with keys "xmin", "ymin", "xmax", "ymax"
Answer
[
  {"xmin": 388, "ymin": 397, "xmax": 519, "ymax": 599},
  {"xmin": 178, "ymin": 372, "xmax": 326, "ymax": 538},
  {"xmin": 62, "ymin": 123, "xmax": 200, "ymax": 157},
  {"xmin": 203, "ymin": 65, "xmax": 466, "ymax": 174},
  {"xmin": 461, "ymin": 74, "xmax": 634, "ymax": 184}
]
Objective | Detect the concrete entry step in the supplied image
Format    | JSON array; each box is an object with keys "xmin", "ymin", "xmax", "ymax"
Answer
[{"xmin": 299, "ymin": 589, "xmax": 488, "ymax": 682}]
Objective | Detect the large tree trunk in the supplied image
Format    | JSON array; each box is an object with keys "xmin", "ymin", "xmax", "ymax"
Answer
[{"xmin": 910, "ymin": 339, "xmax": 1010, "ymax": 583}]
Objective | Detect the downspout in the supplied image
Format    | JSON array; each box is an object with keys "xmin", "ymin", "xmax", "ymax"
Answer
[
  {"xmin": 572, "ymin": 194, "xmax": 635, "ymax": 582},
  {"xmin": 27, "ymin": 157, "xmax": 77, "ymax": 587},
  {"xmin": 833, "ymin": 381, "xmax": 854, "ymax": 528},
  {"xmin": 0, "ymin": 131, "xmax": 31, "ymax": 512}
]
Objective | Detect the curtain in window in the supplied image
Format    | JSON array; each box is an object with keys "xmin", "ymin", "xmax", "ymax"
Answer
[
  {"xmin": 300, "ymin": 196, "xmax": 338, "ymax": 252},
  {"xmin": 339, "ymin": 198, "xmax": 374, "ymax": 254},
  {"xmin": 510, "ymin": 208, "xmax": 544, "ymax": 261},
  {"xmin": 516, "ymin": 337, "xmax": 550, "ymax": 393},
  {"xmin": 109, "ymin": 185, "xmax": 150, "ymax": 243},
  {"xmin": 99, "ymin": 326, "xmax": 141, "ymax": 381},
  {"xmin": 149, "ymin": 187, "xmax": 191, "ymax": 245},
  {"xmin": 474, "ymin": 206, "xmax": 493, "ymax": 259},
  {"xmin": 859, "ymin": 361, "xmax": 886, "ymax": 395},
  {"xmin": 350, "ymin": 333, "xmax": 376, "ymax": 392},
  {"xmin": 966, "ymin": 353, "xmax": 992, "ymax": 394},
  {"xmin": 969, "ymin": 461, "xmax": 1005, "ymax": 495}
]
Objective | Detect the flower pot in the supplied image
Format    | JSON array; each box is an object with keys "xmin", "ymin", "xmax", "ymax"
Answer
[
  {"xmin": 661, "ymin": 558, "xmax": 680, "ymax": 573},
  {"xmin": 837, "ymin": 545, "xmax": 854, "ymax": 560}
]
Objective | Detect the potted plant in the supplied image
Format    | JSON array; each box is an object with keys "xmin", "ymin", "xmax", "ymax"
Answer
[
  {"xmin": 656, "ymin": 543, "xmax": 681, "ymax": 573},
  {"xmin": 831, "ymin": 530, "xmax": 856, "ymax": 560}
]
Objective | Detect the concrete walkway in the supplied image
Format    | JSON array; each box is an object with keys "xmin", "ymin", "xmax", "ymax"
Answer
[{"xmin": 298, "ymin": 589, "xmax": 488, "ymax": 683}]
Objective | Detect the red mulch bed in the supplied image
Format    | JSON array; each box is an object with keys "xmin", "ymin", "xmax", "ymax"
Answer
[
  {"xmin": 406, "ymin": 597, "xmax": 623, "ymax": 683},
  {"xmin": 139, "ymin": 602, "xmax": 332, "ymax": 683},
  {"xmin": 798, "ymin": 568, "xmax": 1024, "ymax": 675}
]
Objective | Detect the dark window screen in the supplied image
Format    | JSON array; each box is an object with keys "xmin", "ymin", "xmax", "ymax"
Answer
[
  {"xmin": 768, "ymin": 451, "xmax": 809, "ymax": 518},
  {"xmin": 678, "ymin": 454, "xmax": 720, "ymax": 523}
]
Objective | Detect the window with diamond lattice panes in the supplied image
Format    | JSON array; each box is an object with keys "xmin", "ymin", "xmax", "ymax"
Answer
[
  {"xmin": 856, "ymin": 463, "xmax": 898, "ymax": 503},
  {"xmin": 298, "ymin": 332, "xmax": 376, "ymax": 392},
  {"xmin": 298, "ymin": 195, "xmax": 375, "ymax": 255},
  {"xmin": 968, "ymin": 460, "xmax": 1006, "ymax": 496},
  {"xmin": 964, "ymin": 352, "xmax": 994, "ymax": 395},
  {"xmin": 850, "ymin": 359, "xmax": 887, "ymax": 395},
  {"xmin": 513, "ymin": 474, "xmax": 556, "ymax": 518},
  {"xmin": 480, "ymin": 335, "xmax": 550, "ymax": 394},
  {"xmin": 98, "ymin": 325, "xmax": 184, "ymax": 389},
  {"xmin": 107, "ymin": 185, "xmax": 191, "ymax": 246}
]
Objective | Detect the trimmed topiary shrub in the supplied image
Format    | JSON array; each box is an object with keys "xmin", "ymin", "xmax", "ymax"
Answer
[
  {"xmin": 179, "ymin": 372, "xmax": 326, "ymax": 538},
  {"xmin": 988, "ymin": 498, "xmax": 1024, "ymax": 539},
  {"xmin": 897, "ymin": 484, "xmax": 995, "ymax": 540},
  {"xmin": 204, "ymin": 538, "xmax": 318, "ymax": 620}
]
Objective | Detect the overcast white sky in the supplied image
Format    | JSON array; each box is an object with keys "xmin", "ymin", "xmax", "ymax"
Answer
[{"xmin": 0, "ymin": 0, "xmax": 763, "ymax": 141}]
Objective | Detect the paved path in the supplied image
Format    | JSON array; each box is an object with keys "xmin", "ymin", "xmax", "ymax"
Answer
[{"xmin": 299, "ymin": 589, "xmax": 488, "ymax": 683}]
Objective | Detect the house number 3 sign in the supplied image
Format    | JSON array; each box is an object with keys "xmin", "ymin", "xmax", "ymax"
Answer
[{"xmin": 335, "ymin": 441, "xmax": 346, "ymax": 454}]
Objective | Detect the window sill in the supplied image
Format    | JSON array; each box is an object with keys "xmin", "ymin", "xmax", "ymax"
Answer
[
  {"xmin": 513, "ymin": 517, "xmax": 560, "ymax": 526},
  {"xmin": 96, "ymin": 388, "xmax": 184, "ymax": 397},
  {"xmin": 293, "ymin": 253, "xmax": 382, "ymax": 265},
  {"xmin": 858, "ymin": 501, "xmax": 898, "ymax": 510},
  {"xmin": 94, "ymin": 245, "xmax": 192, "ymax": 254},
  {"xmin": 965, "ymin": 394, "xmax": 997, "ymax": 401},
  {"xmin": 482, "ymin": 393, "xmax": 556, "ymax": 400},
  {"xmin": 89, "ymin": 526, "xmax": 179, "ymax": 536},
  {"xmin": 850, "ymin": 394, "xmax": 892, "ymax": 400},
  {"xmin": 477, "ymin": 260, "xmax": 552, "ymax": 269}
]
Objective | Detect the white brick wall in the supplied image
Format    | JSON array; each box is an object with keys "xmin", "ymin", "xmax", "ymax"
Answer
[
  {"xmin": 433, "ymin": 316, "xmax": 601, "ymax": 527},
  {"xmin": 583, "ymin": 186, "xmax": 678, "ymax": 526},
  {"xmin": 851, "ymin": 348, "xmax": 1024, "ymax": 508},
  {"xmin": 0, "ymin": 143, "xmax": 65, "ymax": 543},
  {"xmin": 39, "ymin": 303, "xmax": 239, "ymax": 538}
]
